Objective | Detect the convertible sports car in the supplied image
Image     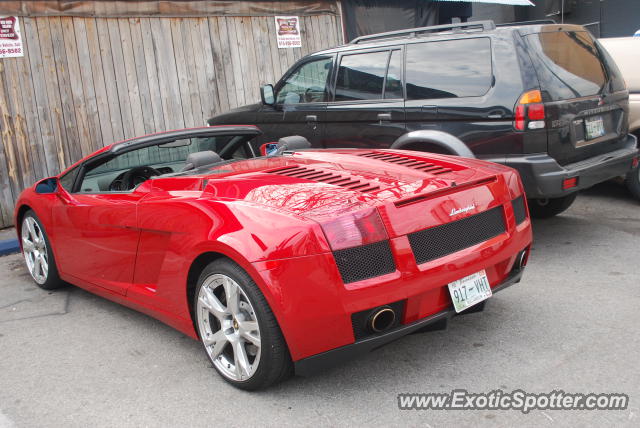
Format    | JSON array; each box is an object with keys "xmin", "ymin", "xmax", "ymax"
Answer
[{"xmin": 15, "ymin": 125, "xmax": 532, "ymax": 390}]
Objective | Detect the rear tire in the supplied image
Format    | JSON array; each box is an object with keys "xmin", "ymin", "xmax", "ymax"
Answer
[
  {"xmin": 528, "ymin": 193, "xmax": 578, "ymax": 218},
  {"xmin": 194, "ymin": 259, "xmax": 292, "ymax": 390},
  {"xmin": 625, "ymin": 166, "xmax": 640, "ymax": 200},
  {"xmin": 20, "ymin": 210, "xmax": 65, "ymax": 290}
]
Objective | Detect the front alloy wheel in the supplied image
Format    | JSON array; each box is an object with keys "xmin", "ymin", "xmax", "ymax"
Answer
[
  {"xmin": 197, "ymin": 273, "xmax": 262, "ymax": 381},
  {"xmin": 22, "ymin": 216, "xmax": 48, "ymax": 284},
  {"xmin": 20, "ymin": 210, "xmax": 64, "ymax": 290}
]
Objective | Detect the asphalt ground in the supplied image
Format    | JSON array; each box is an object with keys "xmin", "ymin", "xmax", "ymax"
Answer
[{"xmin": 0, "ymin": 181, "xmax": 639, "ymax": 427}]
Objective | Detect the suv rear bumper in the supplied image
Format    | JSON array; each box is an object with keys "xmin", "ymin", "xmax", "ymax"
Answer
[{"xmin": 485, "ymin": 134, "xmax": 638, "ymax": 199}]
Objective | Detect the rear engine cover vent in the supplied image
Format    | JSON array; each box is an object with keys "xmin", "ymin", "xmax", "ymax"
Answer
[
  {"xmin": 359, "ymin": 151, "xmax": 453, "ymax": 175},
  {"xmin": 266, "ymin": 165, "xmax": 380, "ymax": 193}
]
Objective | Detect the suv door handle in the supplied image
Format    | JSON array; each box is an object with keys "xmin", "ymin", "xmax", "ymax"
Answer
[
  {"xmin": 377, "ymin": 113, "xmax": 392, "ymax": 121},
  {"xmin": 305, "ymin": 115, "xmax": 317, "ymax": 123},
  {"xmin": 486, "ymin": 109, "xmax": 504, "ymax": 119}
]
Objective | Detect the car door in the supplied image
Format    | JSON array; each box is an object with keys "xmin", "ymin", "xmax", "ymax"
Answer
[
  {"xmin": 52, "ymin": 188, "xmax": 146, "ymax": 295},
  {"xmin": 257, "ymin": 55, "xmax": 334, "ymax": 147},
  {"xmin": 51, "ymin": 161, "xmax": 151, "ymax": 295},
  {"xmin": 323, "ymin": 48, "xmax": 406, "ymax": 149}
]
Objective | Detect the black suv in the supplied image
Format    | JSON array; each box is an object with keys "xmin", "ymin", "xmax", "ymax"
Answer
[{"xmin": 209, "ymin": 20, "xmax": 638, "ymax": 217}]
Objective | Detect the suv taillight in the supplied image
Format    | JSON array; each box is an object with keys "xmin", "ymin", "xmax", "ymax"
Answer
[{"xmin": 514, "ymin": 90, "xmax": 545, "ymax": 131}]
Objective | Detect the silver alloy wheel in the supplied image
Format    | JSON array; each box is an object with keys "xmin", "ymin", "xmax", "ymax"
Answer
[
  {"xmin": 21, "ymin": 216, "xmax": 49, "ymax": 284},
  {"xmin": 196, "ymin": 273, "xmax": 261, "ymax": 382}
]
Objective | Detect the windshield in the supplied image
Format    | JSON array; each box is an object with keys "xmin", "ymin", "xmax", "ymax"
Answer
[{"xmin": 77, "ymin": 134, "xmax": 256, "ymax": 192}]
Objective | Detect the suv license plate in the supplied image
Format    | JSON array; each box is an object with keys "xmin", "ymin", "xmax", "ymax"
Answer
[
  {"xmin": 447, "ymin": 270, "xmax": 492, "ymax": 313},
  {"xmin": 585, "ymin": 115, "xmax": 605, "ymax": 140}
]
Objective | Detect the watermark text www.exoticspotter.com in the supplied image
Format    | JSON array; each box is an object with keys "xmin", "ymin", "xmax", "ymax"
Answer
[{"xmin": 398, "ymin": 390, "xmax": 629, "ymax": 414}]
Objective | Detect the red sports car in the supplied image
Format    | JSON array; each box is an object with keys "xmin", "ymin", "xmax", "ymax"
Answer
[{"xmin": 15, "ymin": 126, "xmax": 532, "ymax": 390}]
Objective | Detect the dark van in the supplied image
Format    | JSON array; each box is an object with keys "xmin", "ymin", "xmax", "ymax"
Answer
[{"xmin": 209, "ymin": 21, "xmax": 638, "ymax": 217}]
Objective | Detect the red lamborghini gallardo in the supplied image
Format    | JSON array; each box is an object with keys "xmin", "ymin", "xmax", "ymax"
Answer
[{"xmin": 15, "ymin": 126, "xmax": 532, "ymax": 390}]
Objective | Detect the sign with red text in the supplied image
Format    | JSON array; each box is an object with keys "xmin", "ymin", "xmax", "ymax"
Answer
[
  {"xmin": 0, "ymin": 16, "xmax": 23, "ymax": 58},
  {"xmin": 275, "ymin": 16, "xmax": 301, "ymax": 49}
]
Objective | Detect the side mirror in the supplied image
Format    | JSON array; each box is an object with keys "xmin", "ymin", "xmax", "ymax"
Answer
[
  {"xmin": 260, "ymin": 84, "xmax": 275, "ymax": 105},
  {"xmin": 34, "ymin": 177, "xmax": 58, "ymax": 194},
  {"xmin": 259, "ymin": 142, "xmax": 279, "ymax": 156}
]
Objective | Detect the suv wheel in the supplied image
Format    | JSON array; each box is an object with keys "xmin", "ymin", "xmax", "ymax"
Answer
[
  {"xmin": 528, "ymin": 193, "xmax": 578, "ymax": 218},
  {"xmin": 625, "ymin": 166, "xmax": 640, "ymax": 200}
]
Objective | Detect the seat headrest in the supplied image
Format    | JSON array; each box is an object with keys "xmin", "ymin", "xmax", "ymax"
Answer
[
  {"xmin": 182, "ymin": 150, "xmax": 222, "ymax": 171},
  {"xmin": 270, "ymin": 136, "xmax": 311, "ymax": 156}
]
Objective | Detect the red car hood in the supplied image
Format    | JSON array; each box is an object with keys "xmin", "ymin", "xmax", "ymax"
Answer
[{"xmin": 192, "ymin": 149, "xmax": 508, "ymax": 221}]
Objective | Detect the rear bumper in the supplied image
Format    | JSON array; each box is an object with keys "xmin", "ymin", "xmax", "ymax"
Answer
[
  {"xmin": 294, "ymin": 268, "xmax": 524, "ymax": 376},
  {"xmin": 495, "ymin": 134, "xmax": 638, "ymax": 198}
]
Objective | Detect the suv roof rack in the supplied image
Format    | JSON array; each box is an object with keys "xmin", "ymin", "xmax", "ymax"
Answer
[
  {"xmin": 496, "ymin": 19, "xmax": 556, "ymax": 27},
  {"xmin": 349, "ymin": 20, "xmax": 496, "ymax": 44}
]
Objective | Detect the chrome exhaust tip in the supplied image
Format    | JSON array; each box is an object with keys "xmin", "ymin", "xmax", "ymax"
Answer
[
  {"xmin": 368, "ymin": 306, "xmax": 396, "ymax": 333},
  {"xmin": 516, "ymin": 249, "xmax": 528, "ymax": 271}
]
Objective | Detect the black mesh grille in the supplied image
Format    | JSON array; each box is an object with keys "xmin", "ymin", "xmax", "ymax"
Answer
[
  {"xmin": 512, "ymin": 196, "xmax": 527, "ymax": 225},
  {"xmin": 408, "ymin": 205, "xmax": 506, "ymax": 265},
  {"xmin": 333, "ymin": 240, "xmax": 396, "ymax": 284}
]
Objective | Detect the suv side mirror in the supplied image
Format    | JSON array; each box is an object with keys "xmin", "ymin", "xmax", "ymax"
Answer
[
  {"xmin": 261, "ymin": 84, "xmax": 275, "ymax": 105},
  {"xmin": 34, "ymin": 177, "xmax": 58, "ymax": 194}
]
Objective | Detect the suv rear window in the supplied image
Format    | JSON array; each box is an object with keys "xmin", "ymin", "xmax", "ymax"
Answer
[
  {"xmin": 405, "ymin": 38, "xmax": 492, "ymax": 100},
  {"xmin": 525, "ymin": 31, "xmax": 607, "ymax": 101}
]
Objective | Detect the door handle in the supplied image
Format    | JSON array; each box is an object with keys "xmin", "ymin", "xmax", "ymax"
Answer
[
  {"xmin": 486, "ymin": 109, "xmax": 504, "ymax": 119},
  {"xmin": 377, "ymin": 113, "xmax": 392, "ymax": 122},
  {"xmin": 305, "ymin": 115, "xmax": 317, "ymax": 123}
]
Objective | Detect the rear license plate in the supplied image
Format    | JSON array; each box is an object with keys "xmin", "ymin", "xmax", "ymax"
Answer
[
  {"xmin": 585, "ymin": 115, "xmax": 605, "ymax": 140},
  {"xmin": 447, "ymin": 270, "xmax": 492, "ymax": 313}
]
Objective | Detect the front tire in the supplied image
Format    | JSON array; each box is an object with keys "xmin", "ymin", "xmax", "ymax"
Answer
[
  {"xmin": 528, "ymin": 193, "xmax": 578, "ymax": 218},
  {"xmin": 194, "ymin": 259, "xmax": 292, "ymax": 390},
  {"xmin": 21, "ymin": 210, "xmax": 64, "ymax": 289},
  {"xmin": 625, "ymin": 166, "xmax": 640, "ymax": 200}
]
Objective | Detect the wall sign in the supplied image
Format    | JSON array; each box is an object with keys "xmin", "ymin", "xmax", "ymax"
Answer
[
  {"xmin": 275, "ymin": 16, "xmax": 302, "ymax": 49},
  {"xmin": 0, "ymin": 16, "xmax": 23, "ymax": 58}
]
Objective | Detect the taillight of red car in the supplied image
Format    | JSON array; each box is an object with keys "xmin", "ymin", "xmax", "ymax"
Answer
[
  {"xmin": 318, "ymin": 208, "xmax": 388, "ymax": 251},
  {"xmin": 514, "ymin": 89, "xmax": 545, "ymax": 131}
]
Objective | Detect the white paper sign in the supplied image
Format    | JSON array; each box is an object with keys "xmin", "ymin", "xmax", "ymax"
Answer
[
  {"xmin": 0, "ymin": 16, "xmax": 24, "ymax": 58},
  {"xmin": 275, "ymin": 16, "xmax": 302, "ymax": 49}
]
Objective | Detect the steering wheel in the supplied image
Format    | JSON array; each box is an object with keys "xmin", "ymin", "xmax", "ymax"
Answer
[
  {"xmin": 113, "ymin": 165, "xmax": 161, "ymax": 191},
  {"xmin": 304, "ymin": 87, "xmax": 317, "ymax": 103}
]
